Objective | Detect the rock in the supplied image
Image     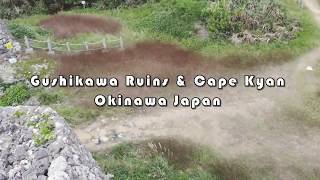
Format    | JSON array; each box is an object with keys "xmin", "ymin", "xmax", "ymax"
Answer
[
  {"xmin": 48, "ymin": 171, "xmax": 70, "ymax": 180},
  {"xmin": 20, "ymin": 159, "xmax": 31, "ymax": 170},
  {"xmin": 306, "ymin": 66, "xmax": 313, "ymax": 71},
  {"xmin": 22, "ymin": 169, "xmax": 37, "ymax": 180},
  {"xmin": 0, "ymin": 172, "xmax": 6, "ymax": 180},
  {"xmin": 92, "ymin": 138, "xmax": 101, "ymax": 145},
  {"xmin": 34, "ymin": 148, "xmax": 49, "ymax": 160},
  {"xmin": 15, "ymin": 145, "xmax": 27, "ymax": 161},
  {"xmin": 100, "ymin": 136, "xmax": 109, "ymax": 143},
  {"xmin": 37, "ymin": 175, "xmax": 47, "ymax": 180},
  {"xmin": 48, "ymin": 156, "xmax": 67, "ymax": 177},
  {"xmin": 8, "ymin": 57, "xmax": 17, "ymax": 64},
  {"xmin": 0, "ymin": 106, "xmax": 107, "ymax": 180},
  {"xmin": 33, "ymin": 157, "xmax": 50, "ymax": 175}
]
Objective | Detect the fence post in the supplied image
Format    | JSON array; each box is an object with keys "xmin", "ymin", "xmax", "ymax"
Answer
[
  {"xmin": 85, "ymin": 42, "xmax": 89, "ymax": 51},
  {"xmin": 47, "ymin": 38, "xmax": 54, "ymax": 54},
  {"xmin": 119, "ymin": 36, "xmax": 124, "ymax": 49},
  {"xmin": 24, "ymin": 36, "xmax": 33, "ymax": 54},
  {"xmin": 66, "ymin": 42, "xmax": 71, "ymax": 52},
  {"xmin": 102, "ymin": 38, "xmax": 107, "ymax": 49}
]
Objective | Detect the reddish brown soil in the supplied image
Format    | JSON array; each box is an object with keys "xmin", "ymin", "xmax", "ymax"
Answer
[
  {"xmin": 55, "ymin": 41, "xmax": 291, "ymax": 99},
  {"xmin": 56, "ymin": 41, "xmax": 206, "ymax": 78},
  {"xmin": 56, "ymin": 41, "xmax": 290, "ymax": 77},
  {"xmin": 40, "ymin": 15, "xmax": 122, "ymax": 39}
]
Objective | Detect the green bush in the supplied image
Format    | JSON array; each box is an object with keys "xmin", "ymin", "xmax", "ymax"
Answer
[
  {"xmin": 202, "ymin": 2, "xmax": 234, "ymax": 39},
  {"xmin": 8, "ymin": 23, "xmax": 49, "ymax": 39},
  {"xmin": 8, "ymin": 24, "xmax": 37, "ymax": 39},
  {"xmin": 0, "ymin": 83, "xmax": 31, "ymax": 106}
]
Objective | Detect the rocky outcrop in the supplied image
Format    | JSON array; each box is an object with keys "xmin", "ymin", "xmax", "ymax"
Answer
[
  {"xmin": 0, "ymin": 106, "xmax": 107, "ymax": 180},
  {"xmin": 0, "ymin": 19, "xmax": 23, "ymax": 84},
  {"xmin": 0, "ymin": 20, "xmax": 22, "ymax": 61}
]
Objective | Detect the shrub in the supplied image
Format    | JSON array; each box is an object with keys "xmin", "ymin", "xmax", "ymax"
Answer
[
  {"xmin": 201, "ymin": 0, "xmax": 298, "ymax": 41},
  {"xmin": 8, "ymin": 24, "xmax": 38, "ymax": 39},
  {"xmin": 0, "ymin": 83, "xmax": 31, "ymax": 106},
  {"xmin": 202, "ymin": 2, "xmax": 234, "ymax": 39},
  {"xmin": 0, "ymin": 0, "xmax": 47, "ymax": 19}
]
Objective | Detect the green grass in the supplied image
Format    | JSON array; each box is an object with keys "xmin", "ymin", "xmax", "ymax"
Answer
[
  {"xmin": 9, "ymin": 0, "xmax": 320, "ymax": 59},
  {"xmin": 27, "ymin": 114, "xmax": 56, "ymax": 146},
  {"xmin": 68, "ymin": 0, "xmax": 320, "ymax": 58},
  {"xmin": 94, "ymin": 138, "xmax": 260, "ymax": 180}
]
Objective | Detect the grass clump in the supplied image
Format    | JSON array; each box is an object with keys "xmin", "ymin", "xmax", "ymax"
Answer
[
  {"xmin": 28, "ymin": 114, "xmax": 56, "ymax": 146},
  {"xmin": 37, "ymin": 90, "xmax": 63, "ymax": 105},
  {"xmin": 94, "ymin": 138, "xmax": 254, "ymax": 180},
  {"xmin": 0, "ymin": 83, "xmax": 31, "ymax": 106}
]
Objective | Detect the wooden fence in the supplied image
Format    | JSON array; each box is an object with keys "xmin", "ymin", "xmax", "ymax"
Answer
[{"xmin": 24, "ymin": 36, "xmax": 124, "ymax": 54}]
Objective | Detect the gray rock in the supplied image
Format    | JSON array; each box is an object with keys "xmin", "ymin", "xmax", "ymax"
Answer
[
  {"xmin": 36, "ymin": 175, "xmax": 47, "ymax": 180},
  {"xmin": 33, "ymin": 158, "xmax": 50, "ymax": 176},
  {"xmin": 48, "ymin": 156, "xmax": 67, "ymax": 177},
  {"xmin": 0, "ymin": 171, "xmax": 7, "ymax": 180},
  {"xmin": 34, "ymin": 148, "xmax": 49, "ymax": 160},
  {"xmin": 22, "ymin": 169, "xmax": 37, "ymax": 180},
  {"xmin": 15, "ymin": 145, "xmax": 27, "ymax": 161},
  {"xmin": 0, "ymin": 106, "xmax": 107, "ymax": 180},
  {"xmin": 47, "ymin": 171, "xmax": 70, "ymax": 180}
]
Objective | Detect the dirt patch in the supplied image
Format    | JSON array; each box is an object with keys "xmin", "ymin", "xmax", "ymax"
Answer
[
  {"xmin": 40, "ymin": 15, "xmax": 122, "ymax": 39},
  {"xmin": 54, "ymin": 41, "xmax": 291, "ymax": 103},
  {"xmin": 56, "ymin": 41, "xmax": 290, "ymax": 77},
  {"xmin": 57, "ymin": 41, "xmax": 205, "ymax": 76}
]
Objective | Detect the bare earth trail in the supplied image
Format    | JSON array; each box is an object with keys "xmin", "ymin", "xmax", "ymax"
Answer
[{"xmin": 75, "ymin": 0, "xmax": 320, "ymax": 178}]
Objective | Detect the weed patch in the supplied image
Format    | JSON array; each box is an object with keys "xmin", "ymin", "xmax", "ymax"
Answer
[
  {"xmin": 0, "ymin": 83, "xmax": 31, "ymax": 106},
  {"xmin": 28, "ymin": 114, "xmax": 56, "ymax": 146}
]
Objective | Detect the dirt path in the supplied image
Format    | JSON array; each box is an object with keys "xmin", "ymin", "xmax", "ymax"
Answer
[{"xmin": 75, "ymin": 1, "xmax": 320, "ymax": 179}]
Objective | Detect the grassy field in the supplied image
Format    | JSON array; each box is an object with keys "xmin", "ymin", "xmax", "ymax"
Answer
[{"xmin": 9, "ymin": 0, "xmax": 320, "ymax": 59}]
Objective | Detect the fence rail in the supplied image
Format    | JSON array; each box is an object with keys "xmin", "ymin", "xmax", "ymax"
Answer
[{"xmin": 24, "ymin": 36, "xmax": 124, "ymax": 54}]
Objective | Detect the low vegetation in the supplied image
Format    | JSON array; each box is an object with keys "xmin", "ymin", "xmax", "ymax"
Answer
[
  {"xmin": 8, "ymin": 0, "xmax": 320, "ymax": 58},
  {"xmin": 27, "ymin": 114, "xmax": 56, "ymax": 146},
  {"xmin": 0, "ymin": 83, "xmax": 31, "ymax": 106},
  {"xmin": 94, "ymin": 138, "xmax": 258, "ymax": 180}
]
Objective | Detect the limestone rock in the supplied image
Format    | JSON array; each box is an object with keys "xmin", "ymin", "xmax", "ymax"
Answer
[{"xmin": 0, "ymin": 106, "xmax": 107, "ymax": 180}]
